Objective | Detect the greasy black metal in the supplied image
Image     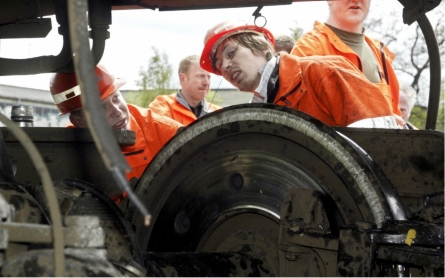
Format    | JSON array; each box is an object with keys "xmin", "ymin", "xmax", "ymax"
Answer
[
  {"xmin": 88, "ymin": 0, "xmax": 112, "ymax": 64},
  {"xmin": 398, "ymin": 0, "xmax": 442, "ymax": 25},
  {"xmin": 68, "ymin": 0, "xmax": 151, "ymax": 221},
  {"xmin": 0, "ymin": 18, "xmax": 52, "ymax": 39},
  {"xmin": 134, "ymin": 0, "xmax": 294, "ymax": 11},
  {"xmin": 378, "ymin": 221, "xmax": 444, "ymax": 246},
  {"xmin": 0, "ymin": 249, "xmax": 123, "ymax": 277},
  {"xmin": 278, "ymin": 188, "xmax": 339, "ymax": 276},
  {"xmin": 130, "ymin": 104, "xmax": 396, "ymax": 259},
  {"xmin": 337, "ymin": 227, "xmax": 375, "ymax": 276},
  {"xmin": 0, "ymin": 132, "xmax": 16, "ymax": 183},
  {"xmin": 336, "ymin": 218, "xmax": 444, "ymax": 276},
  {"xmin": 62, "ymin": 179, "xmax": 145, "ymax": 267},
  {"xmin": 68, "ymin": 0, "xmax": 129, "ymax": 175},
  {"xmin": 0, "ymin": 0, "xmax": 72, "ymax": 75},
  {"xmin": 144, "ymin": 252, "xmax": 275, "ymax": 276},
  {"xmin": 337, "ymin": 132, "xmax": 407, "ymax": 221},
  {"xmin": 376, "ymin": 245, "xmax": 444, "ymax": 276},
  {"xmin": 1, "ymin": 127, "xmax": 124, "ymax": 196},
  {"xmin": 333, "ymin": 127, "xmax": 444, "ymax": 220},
  {"xmin": 280, "ymin": 188, "xmax": 333, "ymax": 234},
  {"xmin": 0, "ymin": 0, "xmax": 110, "ymax": 75}
]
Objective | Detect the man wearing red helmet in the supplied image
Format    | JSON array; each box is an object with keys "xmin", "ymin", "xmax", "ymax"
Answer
[
  {"xmin": 50, "ymin": 64, "xmax": 183, "ymax": 183},
  {"xmin": 200, "ymin": 21, "xmax": 403, "ymax": 128}
]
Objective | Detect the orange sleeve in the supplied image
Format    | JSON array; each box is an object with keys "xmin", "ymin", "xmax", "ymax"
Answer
[
  {"xmin": 309, "ymin": 57, "xmax": 394, "ymax": 126},
  {"xmin": 291, "ymin": 31, "xmax": 324, "ymax": 57},
  {"xmin": 148, "ymin": 96, "xmax": 173, "ymax": 118}
]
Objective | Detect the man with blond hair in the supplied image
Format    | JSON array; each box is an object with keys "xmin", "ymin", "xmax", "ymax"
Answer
[{"xmin": 149, "ymin": 54, "xmax": 221, "ymax": 125}]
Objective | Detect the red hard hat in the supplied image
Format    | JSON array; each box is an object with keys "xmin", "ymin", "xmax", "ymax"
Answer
[
  {"xmin": 200, "ymin": 21, "xmax": 275, "ymax": 75},
  {"xmin": 50, "ymin": 64, "xmax": 126, "ymax": 115}
]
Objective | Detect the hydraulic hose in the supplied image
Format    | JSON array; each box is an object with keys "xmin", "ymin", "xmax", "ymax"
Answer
[{"xmin": 67, "ymin": 0, "xmax": 151, "ymax": 226}]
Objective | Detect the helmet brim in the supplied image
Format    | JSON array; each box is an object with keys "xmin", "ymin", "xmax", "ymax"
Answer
[{"xmin": 200, "ymin": 25, "xmax": 275, "ymax": 75}]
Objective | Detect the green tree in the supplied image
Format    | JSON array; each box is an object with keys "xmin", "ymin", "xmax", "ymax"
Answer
[
  {"xmin": 409, "ymin": 105, "xmax": 427, "ymax": 129},
  {"xmin": 126, "ymin": 47, "xmax": 174, "ymax": 107}
]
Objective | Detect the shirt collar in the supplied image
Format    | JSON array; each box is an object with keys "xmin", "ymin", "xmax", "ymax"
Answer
[
  {"xmin": 251, "ymin": 56, "xmax": 278, "ymax": 103},
  {"xmin": 176, "ymin": 89, "xmax": 211, "ymax": 114}
]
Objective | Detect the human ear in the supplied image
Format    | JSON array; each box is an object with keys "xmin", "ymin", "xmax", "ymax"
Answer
[
  {"xmin": 179, "ymin": 73, "xmax": 187, "ymax": 83},
  {"xmin": 69, "ymin": 113, "xmax": 85, "ymax": 128}
]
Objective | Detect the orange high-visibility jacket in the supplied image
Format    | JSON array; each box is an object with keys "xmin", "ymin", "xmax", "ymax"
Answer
[
  {"xmin": 272, "ymin": 53, "xmax": 396, "ymax": 127},
  {"xmin": 291, "ymin": 21, "xmax": 401, "ymax": 116},
  {"xmin": 121, "ymin": 104, "xmax": 182, "ymax": 180},
  {"xmin": 68, "ymin": 105, "xmax": 183, "ymax": 181},
  {"xmin": 149, "ymin": 92, "xmax": 221, "ymax": 125}
]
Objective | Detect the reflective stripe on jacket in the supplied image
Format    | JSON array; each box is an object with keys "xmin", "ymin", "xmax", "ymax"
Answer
[
  {"xmin": 273, "ymin": 53, "xmax": 397, "ymax": 127},
  {"xmin": 149, "ymin": 93, "xmax": 221, "ymax": 125},
  {"xmin": 291, "ymin": 21, "xmax": 401, "ymax": 116},
  {"xmin": 121, "ymin": 104, "xmax": 182, "ymax": 180}
]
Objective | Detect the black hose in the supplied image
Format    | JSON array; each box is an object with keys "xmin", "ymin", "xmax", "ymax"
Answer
[
  {"xmin": 62, "ymin": 178, "xmax": 145, "ymax": 267},
  {"xmin": 417, "ymin": 14, "xmax": 441, "ymax": 130},
  {"xmin": 16, "ymin": 183, "xmax": 52, "ymax": 225},
  {"xmin": 67, "ymin": 0, "xmax": 152, "ymax": 224}
]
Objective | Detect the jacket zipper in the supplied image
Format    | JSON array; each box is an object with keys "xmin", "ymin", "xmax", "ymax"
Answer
[
  {"xmin": 123, "ymin": 149, "xmax": 144, "ymax": 156},
  {"xmin": 274, "ymin": 81, "xmax": 302, "ymax": 106}
]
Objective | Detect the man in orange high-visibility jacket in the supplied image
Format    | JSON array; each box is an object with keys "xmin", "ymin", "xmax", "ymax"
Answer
[
  {"xmin": 50, "ymin": 64, "xmax": 183, "ymax": 184},
  {"xmin": 149, "ymin": 55, "xmax": 221, "ymax": 125},
  {"xmin": 200, "ymin": 21, "xmax": 404, "ymax": 128},
  {"xmin": 291, "ymin": 0, "xmax": 402, "ymax": 119}
]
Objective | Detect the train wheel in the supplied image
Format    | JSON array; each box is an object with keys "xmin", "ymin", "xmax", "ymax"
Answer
[{"xmin": 130, "ymin": 104, "xmax": 398, "ymax": 275}]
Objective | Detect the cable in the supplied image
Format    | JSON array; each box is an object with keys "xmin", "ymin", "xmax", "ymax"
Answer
[
  {"xmin": 0, "ymin": 112, "xmax": 64, "ymax": 276},
  {"xmin": 16, "ymin": 183, "xmax": 52, "ymax": 225},
  {"xmin": 68, "ymin": 0, "xmax": 151, "ymax": 226}
]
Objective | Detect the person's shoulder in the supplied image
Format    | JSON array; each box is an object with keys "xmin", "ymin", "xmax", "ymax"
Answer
[
  {"xmin": 129, "ymin": 104, "xmax": 183, "ymax": 128},
  {"xmin": 298, "ymin": 55, "xmax": 358, "ymax": 71},
  {"xmin": 151, "ymin": 93, "xmax": 176, "ymax": 103},
  {"xmin": 302, "ymin": 21, "xmax": 329, "ymax": 36},
  {"xmin": 292, "ymin": 21, "xmax": 330, "ymax": 56},
  {"xmin": 149, "ymin": 109, "xmax": 184, "ymax": 128}
]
